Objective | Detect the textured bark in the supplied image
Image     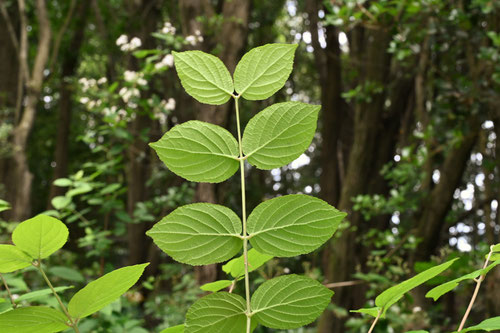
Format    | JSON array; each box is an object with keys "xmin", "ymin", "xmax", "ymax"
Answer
[
  {"xmin": 179, "ymin": 0, "xmax": 251, "ymax": 286},
  {"xmin": 3, "ymin": 0, "xmax": 51, "ymax": 221},
  {"xmin": 48, "ymin": 1, "xmax": 90, "ymax": 203}
]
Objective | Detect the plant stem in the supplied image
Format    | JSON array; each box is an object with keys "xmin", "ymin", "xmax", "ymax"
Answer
[
  {"xmin": 234, "ymin": 95, "xmax": 252, "ymax": 333},
  {"xmin": 0, "ymin": 273, "xmax": 17, "ymax": 308},
  {"xmin": 368, "ymin": 309, "xmax": 382, "ymax": 333},
  {"xmin": 457, "ymin": 246, "xmax": 494, "ymax": 331},
  {"xmin": 35, "ymin": 261, "xmax": 80, "ymax": 333}
]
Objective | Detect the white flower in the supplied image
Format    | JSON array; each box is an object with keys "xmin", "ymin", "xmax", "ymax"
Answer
[
  {"xmin": 165, "ymin": 98, "xmax": 176, "ymax": 111},
  {"xmin": 137, "ymin": 78, "xmax": 147, "ymax": 86},
  {"xmin": 129, "ymin": 37, "xmax": 142, "ymax": 50},
  {"xmin": 161, "ymin": 54, "xmax": 174, "ymax": 67},
  {"xmin": 124, "ymin": 70, "xmax": 138, "ymax": 82},
  {"xmin": 79, "ymin": 97, "xmax": 89, "ymax": 104},
  {"xmin": 97, "ymin": 77, "xmax": 107, "ymax": 85},
  {"xmin": 186, "ymin": 35, "xmax": 197, "ymax": 45},
  {"xmin": 116, "ymin": 34, "xmax": 128, "ymax": 46},
  {"xmin": 155, "ymin": 62, "xmax": 166, "ymax": 70},
  {"xmin": 161, "ymin": 22, "xmax": 176, "ymax": 35}
]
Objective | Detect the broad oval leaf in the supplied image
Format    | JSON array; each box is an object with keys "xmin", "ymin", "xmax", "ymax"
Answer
[
  {"xmin": 150, "ymin": 121, "xmax": 239, "ymax": 183},
  {"xmin": 200, "ymin": 280, "xmax": 233, "ymax": 292},
  {"xmin": 251, "ymin": 274, "xmax": 333, "ymax": 329},
  {"xmin": 234, "ymin": 43, "xmax": 297, "ymax": 100},
  {"xmin": 375, "ymin": 258, "xmax": 458, "ymax": 317},
  {"xmin": 12, "ymin": 215, "xmax": 69, "ymax": 259},
  {"xmin": 247, "ymin": 195, "xmax": 346, "ymax": 257},
  {"xmin": 0, "ymin": 306, "xmax": 68, "ymax": 333},
  {"xmin": 185, "ymin": 292, "xmax": 256, "ymax": 332},
  {"xmin": 173, "ymin": 51, "xmax": 234, "ymax": 105},
  {"xmin": 222, "ymin": 248, "xmax": 273, "ymax": 278},
  {"xmin": 160, "ymin": 325, "xmax": 185, "ymax": 333},
  {"xmin": 0, "ymin": 245, "xmax": 32, "ymax": 273},
  {"xmin": 242, "ymin": 102, "xmax": 320, "ymax": 169},
  {"xmin": 147, "ymin": 203, "xmax": 242, "ymax": 265},
  {"xmin": 458, "ymin": 316, "xmax": 500, "ymax": 332},
  {"xmin": 426, "ymin": 260, "xmax": 500, "ymax": 301},
  {"xmin": 68, "ymin": 263, "xmax": 148, "ymax": 319}
]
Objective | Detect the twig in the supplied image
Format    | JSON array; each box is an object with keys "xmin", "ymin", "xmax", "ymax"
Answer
[
  {"xmin": 368, "ymin": 309, "xmax": 382, "ymax": 333},
  {"xmin": 324, "ymin": 280, "xmax": 365, "ymax": 289},
  {"xmin": 457, "ymin": 246, "xmax": 494, "ymax": 331},
  {"xmin": 0, "ymin": 273, "xmax": 17, "ymax": 308},
  {"xmin": 48, "ymin": 0, "xmax": 77, "ymax": 74},
  {"xmin": 0, "ymin": 0, "xmax": 19, "ymax": 52}
]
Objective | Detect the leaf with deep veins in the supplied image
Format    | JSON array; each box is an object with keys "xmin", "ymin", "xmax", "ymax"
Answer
[
  {"xmin": 150, "ymin": 121, "xmax": 239, "ymax": 183},
  {"xmin": 147, "ymin": 203, "xmax": 243, "ymax": 265},
  {"xmin": 242, "ymin": 102, "xmax": 320, "ymax": 170},
  {"xmin": 247, "ymin": 195, "xmax": 346, "ymax": 257}
]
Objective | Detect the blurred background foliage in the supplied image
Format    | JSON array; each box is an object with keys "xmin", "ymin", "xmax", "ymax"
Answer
[{"xmin": 0, "ymin": 0, "xmax": 499, "ymax": 332}]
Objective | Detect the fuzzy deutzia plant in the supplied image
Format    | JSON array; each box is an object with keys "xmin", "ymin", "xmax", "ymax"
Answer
[{"xmin": 147, "ymin": 43, "xmax": 346, "ymax": 332}]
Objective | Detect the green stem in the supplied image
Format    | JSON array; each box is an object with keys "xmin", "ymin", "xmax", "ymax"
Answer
[
  {"xmin": 234, "ymin": 95, "xmax": 252, "ymax": 333},
  {"xmin": 35, "ymin": 261, "xmax": 80, "ymax": 333},
  {"xmin": 457, "ymin": 246, "xmax": 494, "ymax": 331},
  {"xmin": 0, "ymin": 273, "xmax": 17, "ymax": 308}
]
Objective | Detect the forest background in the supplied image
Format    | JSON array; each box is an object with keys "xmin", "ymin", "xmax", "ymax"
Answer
[{"xmin": 0, "ymin": 0, "xmax": 499, "ymax": 332}]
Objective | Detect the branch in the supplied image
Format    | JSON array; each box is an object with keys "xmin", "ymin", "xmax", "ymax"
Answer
[
  {"xmin": 0, "ymin": 0, "xmax": 19, "ymax": 53},
  {"xmin": 48, "ymin": 0, "xmax": 77, "ymax": 74}
]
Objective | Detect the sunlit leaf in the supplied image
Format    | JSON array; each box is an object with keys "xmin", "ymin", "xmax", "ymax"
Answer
[
  {"xmin": 0, "ymin": 306, "xmax": 68, "ymax": 333},
  {"xmin": 0, "ymin": 245, "xmax": 32, "ymax": 273},
  {"xmin": 222, "ymin": 248, "xmax": 273, "ymax": 278},
  {"xmin": 200, "ymin": 280, "xmax": 233, "ymax": 292}
]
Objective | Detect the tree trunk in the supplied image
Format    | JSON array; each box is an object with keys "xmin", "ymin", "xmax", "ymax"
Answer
[{"xmin": 48, "ymin": 1, "xmax": 90, "ymax": 203}]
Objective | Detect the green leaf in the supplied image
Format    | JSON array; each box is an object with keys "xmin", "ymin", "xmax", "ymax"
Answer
[
  {"xmin": 12, "ymin": 215, "xmax": 69, "ymax": 259},
  {"xmin": 247, "ymin": 195, "xmax": 346, "ymax": 257},
  {"xmin": 51, "ymin": 196, "xmax": 71, "ymax": 210},
  {"xmin": 251, "ymin": 274, "xmax": 333, "ymax": 329},
  {"xmin": 234, "ymin": 43, "xmax": 297, "ymax": 100},
  {"xmin": 15, "ymin": 286, "xmax": 73, "ymax": 303},
  {"xmin": 160, "ymin": 324, "xmax": 184, "ymax": 333},
  {"xmin": 68, "ymin": 263, "xmax": 148, "ymax": 319},
  {"xmin": 150, "ymin": 121, "xmax": 239, "ymax": 183},
  {"xmin": 242, "ymin": 102, "xmax": 320, "ymax": 169},
  {"xmin": 147, "ymin": 203, "xmax": 242, "ymax": 265},
  {"xmin": 351, "ymin": 307, "xmax": 381, "ymax": 318},
  {"xmin": 0, "ymin": 245, "xmax": 32, "ymax": 273},
  {"xmin": 173, "ymin": 51, "xmax": 234, "ymax": 105},
  {"xmin": 492, "ymin": 243, "xmax": 500, "ymax": 252},
  {"xmin": 48, "ymin": 266, "xmax": 85, "ymax": 283},
  {"xmin": 53, "ymin": 178, "xmax": 72, "ymax": 187},
  {"xmin": 222, "ymin": 248, "xmax": 273, "ymax": 278},
  {"xmin": 200, "ymin": 280, "xmax": 233, "ymax": 292},
  {"xmin": 426, "ymin": 260, "xmax": 500, "ymax": 301},
  {"xmin": 375, "ymin": 258, "xmax": 458, "ymax": 317},
  {"xmin": 0, "ymin": 200, "xmax": 10, "ymax": 213},
  {"xmin": 185, "ymin": 292, "xmax": 255, "ymax": 332},
  {"xmin": 405, "ymin": 331, "xmax": 429, "ymax": 333},
  {"xmin": 0, "ymin": 306, "xmax": 68, "ymax": 333},
  {"xmin": 458, "ymin": 316, "xmax": 500, "ymax": 332}
]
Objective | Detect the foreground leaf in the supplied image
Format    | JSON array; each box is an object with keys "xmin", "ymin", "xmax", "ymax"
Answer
[
  {"xmin": 160, "ymin": 324, "xmax": 185, "ymax": 333},
  {"xmin": 173, "ymin": 51, "xmax": 234, "ymax": 105},
  {"xmin": 68, "ymin": 263, "xmax": 148, "ymax": 319},
  {"xmin": 222, "ymin": 248, "xmax": 273, "ymax": 278},
  {"xmin": 351, "ymin": 307, "xmax": 380, "ymax": 318},
  {"xmin": 242, "ymin": 102, "xmax": 320, "ymax": 169},
  {"xmin": 251, "ymin": 274, "xmax": 333, "ymax": 329},
  {"xmin": 12, "ymin": 215, "xmax": 69, "ymax": 259},
  {"xmin": 0, "ymin": 245, "xmax": 32, "ymax": 273},
  {"xmin": 185, "ymin": 292, "xmax": 253, "ymax": 332},
  {"xmin": 147, "ymin": 203, "xmax": 242, "ymax": 265},
  {"xmin": 426, "ymin": 260, "xmax": 500, "ymax": 301},
  {"xmin": 150, "ymin": 121, "xmax": 239, "ymax": 183},
  {"xmin": 234, "ymin": 43, "xmax": 297, "ymax": 100},
  {"xmin": 200, "ymin": 280, "xmax": 233, "ymax": 292},
  {"xmin": 375, "ymin": 258, "xmax": 458, "ymax": 317},
  {"xmin": 458, "ymin": 316, "xmax": 500, "ymax": 332},
  {"xmin": 247, "ymin": 195, "xmax": 346, "ymax": 257},
  {"xmin": 0, "ymin": 306, "xmax": 68, "ymax": 333}
]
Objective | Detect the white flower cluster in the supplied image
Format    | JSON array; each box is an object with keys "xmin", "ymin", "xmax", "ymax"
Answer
[
  {"xmin": 161, "ymin": 22, "xmax": 176, "ymax": 35},
  {"xmin": 123, "ymin": 70, "xmax": 147, "ymax": 86},
  {"xmin": 79, "ymin": 96, "xmax": 102, "ymax": 109},
  {"xmin": 101, "ymin": 106, "xmax": 131, "ymax": 123},
  {"xmin": 185, "ymin": 30, "xmax": 203, "ymax": 46},
  {"xmin": 79, "ymin": 77, "xmax": 107, "ymax": 92},
  {"xmin": 155, "ymin": 54, "xmax": 174, "ymax": 70},
  {"xmin": 116, "ymin": 34, "xmax": 142, "ymax": 51},
  {"xmin": 150, "ymin": 98, "xmax": 176, "ymax": 125},
  {"xmin": 119, "ymin": 87, "xmax": 140, "ymax": 104}
]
